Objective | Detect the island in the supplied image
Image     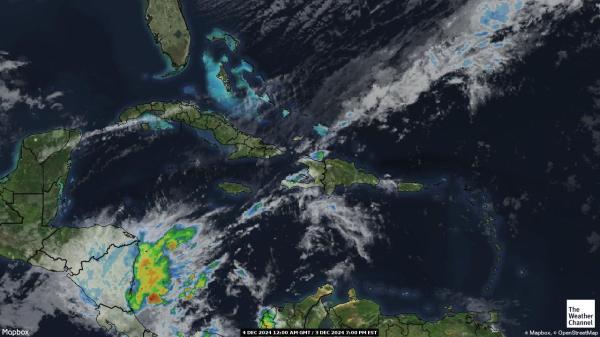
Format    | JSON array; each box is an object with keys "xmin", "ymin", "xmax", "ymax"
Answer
[
  {"xmin": 217, "ymin": 64, "xmax": 233, "ymax": 92},
  {"xmin": 218, "ymin": 182, "xmax": 252, "ymax": 195},
  {"xmin": 145, "ymin": 0, "xmax": 190, "ymax": 69},
  {"xmin": 119, "ymin": 101, "xmax": 284, "ymax": 160},
  {"xmin": 258, "ymin": 285, "xmax": 503, "ymax": 337},
  {"xmin": 397, "ymin": 182, "xmax": 424, "ymax": 192},
  {"xmin": 282, "ymin": 157, "xmax": 379, "ymax": 194},
  {"xmin": 206, "ymin": 28, "xmax": 240, "ymax": 51}
]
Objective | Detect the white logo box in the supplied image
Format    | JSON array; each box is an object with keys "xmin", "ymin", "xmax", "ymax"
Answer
[{"xmin": 566, "ymin": 299, "xmax": 595, "ymax": 329}]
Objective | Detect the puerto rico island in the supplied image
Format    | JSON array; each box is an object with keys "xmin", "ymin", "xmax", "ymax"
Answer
[
  {"xmin": 397, "ymin": 182, "xmax": 424, "ymax": 192},
  {"xmin": 258, "ymin": 285, "xmax": 503, "ymax": 337},
  {"xmin": 144, "ymin": 0, "xmax": 190, "ymax": 69},
  {"xmin": 120, "ymin": 101, "xmax": 284, "ymax": 160}
]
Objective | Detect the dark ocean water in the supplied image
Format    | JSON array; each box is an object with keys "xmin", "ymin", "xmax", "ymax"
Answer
[
  {"xmin": 321, "ymin": 4, "xmax": 600, "ymax": 335},
  {"xmin": 0, "ymin": 1, "xmax": 599, "ymax": 337}
]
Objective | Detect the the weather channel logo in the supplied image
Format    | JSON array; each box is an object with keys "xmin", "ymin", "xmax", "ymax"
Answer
[{"xmin": 567, "ymin": 300, "xmax": 596, "ymax": 328}]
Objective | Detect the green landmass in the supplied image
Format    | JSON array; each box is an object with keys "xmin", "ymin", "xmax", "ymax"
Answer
[
  {"xmin": 259, "ymin": 285, "xmax": 503, "ymax": 337},
  {"xmin": 282, "ymin": 157, "xmax": 379, "ymax": 194},
  {"xmin": 145, "ymin": 0, "xmax": 190, "ymax": 69},
  {"xmin": 217, "ymin": 64, "xmax": 233, "ymax": 92},
  {"xmin": 120, "ymin": 101, "xmax": 283, "ymax": 160},
  {"xmin": 259, "ymin": 284, "xmax": 334, "ymax": 329},
  {"xmin": 0, "ymin": 129, "xmax": 157, "ymax": 337},
  {"xmin": 0, "ymin": 129, "xmax": 134, "ymax": 270},
  {"xmin": 218, "ymin": 182, "xmax": 251, "ymax": 195},
  {"xmin": 324, "ymin": 159, "xmax": 379, "ymax": 194},
  {"xmin": 397, "ymin": 182, "xmax": 424, "ymax": 192},
  {"xmin": 0, "ymin": 129, "xmax": 81, "ymax": 261}
]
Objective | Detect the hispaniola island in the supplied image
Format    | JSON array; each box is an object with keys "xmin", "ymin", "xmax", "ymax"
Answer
[{"xmin": 0, "ymin": 1, "xmax": 599, "ymax": 337}]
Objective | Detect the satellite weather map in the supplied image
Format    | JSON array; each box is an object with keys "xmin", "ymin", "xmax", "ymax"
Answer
[{"xmin": 0, "ymin": 0, "xmax": 599, "ymax": 336}]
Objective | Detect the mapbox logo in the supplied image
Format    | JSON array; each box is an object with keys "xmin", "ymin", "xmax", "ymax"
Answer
[
  {"xmin": 567, "ymin": 300, "xmax": 596, "ymax": 328},
  {"xmin": 1, "ymin": 329, "xmax": 30, "ymax": 336}
]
